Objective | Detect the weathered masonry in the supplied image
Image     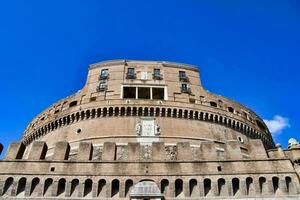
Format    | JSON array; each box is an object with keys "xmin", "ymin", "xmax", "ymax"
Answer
[{"xmin": 0, "ymin": 60, "xmax": 299, "ymax": 200}]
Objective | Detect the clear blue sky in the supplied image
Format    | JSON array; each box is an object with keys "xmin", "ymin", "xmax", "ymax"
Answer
[{"xmin": 0, "ymin": 0, "xmax": 299, "ymax": 156}]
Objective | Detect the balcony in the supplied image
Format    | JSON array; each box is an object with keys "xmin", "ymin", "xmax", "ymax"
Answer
[
  {"xmin": 126, "ymin": 73, "xmax": 136, "ymax": 79},
  {"xmin": 181, "ymin": 87, "xmax": 191, "ymax": 94},
  {"xmin": 179, "ymin": 75, "xmax": 189, "ymax": 82},
  {"xmin": 152, "ymin": 73, "xmax": 163, "ymax": 80},
  {"xmin": 97, "ymin": 85, "xmax": 108, "ymax": 92},
  {"xmin": 99, "ymin": 73, "xmax": 109, "ymax": 80}
]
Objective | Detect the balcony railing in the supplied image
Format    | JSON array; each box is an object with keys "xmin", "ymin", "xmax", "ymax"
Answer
[
  {"xmin": 152, "ymin": 73, "xmax": 163, "ymax": 80},
  {"xmin": 126, "ymin": 73, "xmax": 137, "ymax": 79}
]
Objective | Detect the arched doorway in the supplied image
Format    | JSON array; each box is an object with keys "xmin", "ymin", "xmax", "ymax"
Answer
[{"xmin": 130, "ymin": 181, "xmax": 162, "ymax": 200}]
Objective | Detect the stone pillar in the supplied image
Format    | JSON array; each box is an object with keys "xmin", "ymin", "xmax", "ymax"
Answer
[
  {"xmin": 92, "ymin": 182, "xmax": 98, "ymax": 197},
  {"xmin": 102, "ymin": 142, "xmax": 116, "ymax": 161},
  {"xmin": 52, "ymin": 141, "xmax": 70, "ymax": 160},
  {"xmin": 211, "ymin": 180, "xmax": 218, "ymax": 196},
  {"xmin": 199, "ymin": 179, "xmax": 204, "ymax": 197},
  {"xmin": 119, "ymin": 181, "xmax": 125, "ymax": 198},
  {"xmin": 177, "ymin": 142, "xmax": 192, "ymax": 161},
  {"xmin": 77, "ymin": 182, "xmax": 84, "ymax": 197},
  {"xmin": 65, "ymin": 181, "xmax": 72, "ymax": 197},
  {"xmin": 127, "ymin": 142, "xmax": 140, "ymax": 161},
  {"xmin": 199, "ymin": 142, "xmax": 217, "ymax": 160},
  {"xmin": 183, "ymin": 180, "xmax": 189, "ymax": 197},
  {"xmin": 77, "ymin": 142, "xmax": 93, "ymax": 161},
  {"xmin": 225, "ymin": 141, "xmax": 242, "ymax": 159},
  {"xmin": 278, "ymin": 179, "xmax": 288, "ymax": 195},
  {"xmin": 266, "ymin": 180, "xmax": 274, "ymax": 195},
  {"xmin": 167, "ymin": 180, "xmax": 175, "ymax": 198},
  {"xmin": 239, "ymin": 179, "xmax": 247, "ymax": 196},
  {"xmin": 106, "ymin": 182, "xmax": 112, "ymax": 198},
  {"xmin": 152, "ymin": 142, "xmax": 165, "ymax": 161},
  {"xmin": 248, "ymin": 139, "xmax": 268, "ymax": 159},
  {"xmin": 28, "ymin": 141, "xmax": 48, "ymax": 160},
  {"xmin": 51, "ymin": 181, "xmax": 59, "ymax": 197},
  {"xmin": 5, "ymin": 142, "xmax": 26, "ymax": 160}
]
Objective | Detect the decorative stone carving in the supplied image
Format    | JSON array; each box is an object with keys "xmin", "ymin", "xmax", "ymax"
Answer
[{"xmin": 288, "ymin": 138, "xmax": 300, "ymax": 149}]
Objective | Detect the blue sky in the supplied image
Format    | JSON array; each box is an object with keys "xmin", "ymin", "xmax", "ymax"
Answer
[{"xmin": 0, "ymin": 0, "xmax": 299, "ymax": 156}]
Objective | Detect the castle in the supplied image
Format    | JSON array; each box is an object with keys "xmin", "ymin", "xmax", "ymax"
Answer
[{"xmin": 0, "ymin": 60, "xmax": 299, "ymax": 199}]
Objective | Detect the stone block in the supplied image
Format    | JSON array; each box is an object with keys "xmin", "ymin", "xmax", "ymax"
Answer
[
  {"xmin": 225, "ymin": 141, "xmax": 242, "ymax": 159},
  {"xmin": 127, "ymin": 142, "xmax": 140, "ymax": 161},
  {"xmin": 177, "ymin": 142, "xmax": 192, "ymax": 161},
  {"xmin": 5, "ymin": 142, "xmax": 26, "ymax": 160},
  {"xmin": 102, "ymin": 142, "xmax": 116, "ymax": 161},
  {"xmin": 28, "ymin": 141, "xmax": 48, "ymax": 160},
  {"xmin": 152, "ymin": 142, "xmax": 165, "ymax": 161},
  {"xmin": 199, "ymin": 142, "xmax": 217, "ymax": 160},
  {"xmin": 248, "ymin": 139, "xmax": 268, "ymax": 159},
  {"xmin": 77, "ymin": 142, "xmax": 93, "ymax": 161},
  {"xmin": 52, "ymin": 141, "xmax": 70, "ymax": 160}
]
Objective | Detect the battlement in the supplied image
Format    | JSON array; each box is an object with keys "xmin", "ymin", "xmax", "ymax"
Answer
[{"xmin": 0, "ymin": 141, "xmax": 299, "ymax": 199}]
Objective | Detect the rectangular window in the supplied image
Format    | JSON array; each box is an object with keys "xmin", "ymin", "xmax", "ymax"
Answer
[
  {"xmin": 179, "ymin": 71, "xmax": 186, "ymax": 78},
  {"xmin": 97, "ymin": 81, "xmax": 107, "ymax": 91},
  {"xmin": 153, "ymin": 68, "xmax": 163, "ymax": 80},
  {"xmin": 126, "ymin": 68, "xmax": 136, "ymax": 79},
  {"xmin": 123, "ymin": 87, "xmax": 136, "ymax": 98},
  {"xmin": 152, "ymin": 88, "xmax": 164, "ymax": 100},
  {"xmin": 154, "ymin": 69, "xmax": 160, "ymax": 76},
  {"xmin": 181, "ymin": 83, "xmax": 188, "ymax": 91},
  {"xmin": 138, "ymin": 87, "xmax": 150, "ymax": 99}
]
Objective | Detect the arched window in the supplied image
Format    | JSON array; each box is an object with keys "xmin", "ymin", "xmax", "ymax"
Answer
[
  {"xmin": 16, "ymin": 177, "xmax": 26, "ymax": 196},
  {"xmin": 155, "ymin": 107, "xmax": 160, "ymax": 117},
  {"xmin": 84, "ymin": 179, "xmax": 93, "ymax": 197},
  {"xmin": 246, "ymin": 177, "xmax": 253, "ymax": 195},
  {"xmin": 126, "ymin": 107, "xmax": 131, "ymax": 116},
  {"xmin": 167, "ymin": 108, "xmax": 172, "ymax": 117},
  {"xmin": 57, "ymin": 178, "xmax": 66, "ymax": 196},
  {"xmin": 69, "ymin": 101, "xmax": 77, "ymax": 107},
  {"xmin": 228, "ymin": 107, "xmax": 234, "ymax": 113},
  {"xmin": 2, "ymin": 177, "xmax": 14, "ymax": 195},
  {"xmin": 103, "ymin": 108, "xmax": 108, "ymax": 117},
  {"xmin": 70, "ymin": 179, "xmax": 79, "ymax": 197},
  {"xmin": 111, "ymin": 179, "xmax": 119, "ymax": 198},
  {"xmin": 30, "ymin": 177, "xmax": 40, "ymax": 196},
  {"xmin": 97, "ymin": 179, "xmax": 106, "ymax": 197},
  {"xmin": 43, "ymin": 178, "xmax": 53, "ymax": 196},
  {"xmin": 138, "ymin": 107, "xmax": 143, "ymax": 116},
  {"xmin": 161, "ymin": 179, "xmax": 169, "ymax": 195},
  {"xmin": 125, "ymin": 179, "xmax": 133, "ymax": 197},
  {"xmin": 144, "ymin": 107, "xmax": 149, "ymax": 116},
  {"xmin": 232, "ymin": 178, "xmax": 239, "ymax": 196},
  {"xmin": 178, "ymin": 110, "xmax": 183, "ymax": 118},
  {"xmin": 259, "ymin": 177, "xmax": 266, "ymax": 194},
  {"xmin": 108, "ymin": 107, "xmax": 113, "ymax": 116},
  {"xmin": 285, "ymin": 176, "xmax": 292, "ymax": 194},
  {"xmin": 272, "ymin": 177, "xmax": 279, "ymax": 194},
  {"xmin": 175, "ymin": 179, "xmax": 183, "ymax": 197},
  {"xmin": 161, "ymin": 108, "xmax": 166, "ymax": 117},
  {"xmin": 210, "ymin": 101, "xmax": 217, "ymax": 107},
  {"xmin": 204, "ymin": 178, "xmax": 211, "ymax": 196},
  {"xmin": 132, "ymin": 107, "xmax": 137, "ymax": 116},
  {"xmin": 121, "ymin": 107, "xmax": 125, "ymax": 116},
  {"xmin": 217, "ymin": 178, "xmax": 226, "ymax": 196},
  {"xmin": 114, "ymin": 107, "xmax": 120, "ymax": 116},
  {"xmin": 189, "ymin": 179, "xmax": 197, "ymax": 197}
]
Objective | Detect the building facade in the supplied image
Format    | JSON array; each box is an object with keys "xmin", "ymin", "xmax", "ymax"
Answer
[{"xmin": 0, "ymin": 60, "xmax": 299, "ymax": 199}]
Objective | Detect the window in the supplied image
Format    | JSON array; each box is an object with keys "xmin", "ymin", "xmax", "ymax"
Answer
[
  {"xmin": 97, "ymin": 81, "xmax": 107, "ymax": 92},
  {"xmin": 126, "ymin": 68, "xmax": 136, "ymax": 79},
  {"xmin": 179, "ymin": 71, "xmax": 188, "ymax": 81},
  {"xmin": 228, "ymin": 107, "xmax": 234, "ymax": 113},
  {"xmin": 181, "ymin": 83, "xmax": 190, "ymax": 93},
  {"xmin": 138, "ymin": 87, "xmax": 150, "ymax": 99},
  {"xmin": 152, "ymin": 88, "xmax": 164, "ymax": 100},
  {"xmin": 100, "ymin": 69, "xmax": 109, "ymax": 79},
  {"xmin": 153, "ymin": 69, "xmax": 163, "ymax": 80},
  {"xmin": 210, "ymin": 101, "xmax": 217, "ymax": 107},
  {"xmin": 69, "ymin": 101, "xmax": 77, "ymax": 107},
  {"xmin": 123, "ymin": 87, "xmax": 136, "ymax": 98}
]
